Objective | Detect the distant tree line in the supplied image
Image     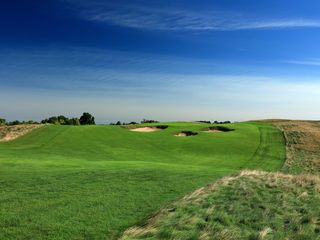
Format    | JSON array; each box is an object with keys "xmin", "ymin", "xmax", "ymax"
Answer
[
  {"xmin": 41, "ymin": 113, "xmax": 95, "ymax": 125},
  {"xmin": 213, "ymin": 121, "xmax": 232, "ymax": 124},
  {"xmin": 0, "ymin": 112, "xmax": 95, "ymax": 126},
  {"xmin": 109, "ymin": 119, "xmax": 232, "ymax": 126},
  {"xmin": 196, "ymin": 120, "xmax": 211, "ymax": 124},
  {"xmin": 110, "ymin": 121, "xmax": 138, "ymax": 126},
  {"xmin": 141, "ymin": 119, "xmax": 159, "ymax": 124},
  {"xmin": 196, "ymin": 120, "xmax": 232, "ymax": 124},
  {"xmin": 0, "ymin": 118, "xmax": 39, "ymax": 126},
  {"xmin": 1, "ymin": 116, "xmax": 232, "ymax": 127},
  {"xmin": 41, "ymin": 115, "xmax": 78, "ymax": 125},
  {"xmin": 109, "ymin": 119, "xmax": 159, "ymax": 126}
]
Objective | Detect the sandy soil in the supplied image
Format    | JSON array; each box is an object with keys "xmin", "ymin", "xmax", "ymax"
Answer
[
  {"xmin": 130, "ymin": 127, "xmax": 161, "ymax": 132},
  {"xmin": 175, "ymin": 133, "xmax": 188, "ymax": 137},
  {"xmin": 0, "ymin": 124, "xmax": 42, "ymax": 142}
]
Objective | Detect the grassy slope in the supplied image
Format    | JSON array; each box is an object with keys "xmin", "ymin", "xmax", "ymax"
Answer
[
  {"xmin": 122, "ymin": 171, "xmax": 320, "ymax": 240},
  {"xmin": 0, "ymin": 122, "xmax": 285, "ymax": 239},
  {"xmin": 122, "ymin": 121, "xmax": 320, "ymax": 240}
]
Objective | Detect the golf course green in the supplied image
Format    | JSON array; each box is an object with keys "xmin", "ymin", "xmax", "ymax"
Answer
[{"xmin": 0, "ymin": 122, "xmax": 285, "ymax": 239}]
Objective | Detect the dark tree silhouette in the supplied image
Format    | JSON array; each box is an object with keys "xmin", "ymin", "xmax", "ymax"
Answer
[
  {"xmin": 67, "ymin": 118, "xmax": 80, "ymax": 125},
  {"xmin": 79, "ymin": 112, "xmax": 95, "ymax": 125},
  {"xmin": 0, "ymin": 118, "xmax": 6, "ymax": 125},
  {"xmin": 141, "ymin": 119, "xmax": 159, "ymax": 124}
]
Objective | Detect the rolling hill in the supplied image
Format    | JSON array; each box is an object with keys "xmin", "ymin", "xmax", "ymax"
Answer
[
  {"xmin": 0, "ymin": 122, "xmax": 285, "ymax": 239},
  {"xmin": 122, "ymin": 121, "xmax": 320, "ymax": 240}
]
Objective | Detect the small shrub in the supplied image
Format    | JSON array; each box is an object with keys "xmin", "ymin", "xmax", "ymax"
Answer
[
  {"xmin": 213, "ymin": 121, "xmax": 232, "ymax": 124},
  {"xmin": 156, "ymin": 125, "xmax": 168, "ymax": 129},
  {"xmin": 0, "ymin": 118, "xmax": 6, "ymax": 125},
  {"xmin": 196, "ymin": 120, "xmax": 211, "ymax": 124},
  {"xmin": 207, "ymin": 126, "xmax": 234, "ymax": 132},
  {"xmin": 67, "ymin": 118, "xmax": 80, "ymax": 125},
  {"xmin": 180, "ymin": 131, "xmax": 198, "ymax": 136},
  {"xmin": 79, "ymin": 112, "xmax": 95, "ymax": 125}
]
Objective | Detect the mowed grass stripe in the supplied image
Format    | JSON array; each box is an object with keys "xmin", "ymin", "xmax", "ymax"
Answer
[
  {"xmin": 242, "ymin": 122, "xmax": 286, "ymax": 171},
  {"xmin": 0, "ymin": 122, "xmax": 285, "ymax": 239}
]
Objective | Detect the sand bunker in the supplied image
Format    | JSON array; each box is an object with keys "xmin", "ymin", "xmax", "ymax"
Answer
[
  {"xmin": 129, "ymin": 125, "xmax": 168, "ymax": 132},
  {"xmin": 130, "ymin": 127, "xmax": 161, "ymax": 132},
  {"xmin": 175, "ymin": 131, "xmax": 198, "ymax": 137},
  {"xmin": 0, "ymin": 124, "xmax": 42, "ymax": 142}
]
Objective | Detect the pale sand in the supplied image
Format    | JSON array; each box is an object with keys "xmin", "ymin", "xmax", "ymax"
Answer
[
  {"xmin": 129, "ymin": 127, "xmax": 161, "ymax": 132},
  {"xmin": 203, "ymin": 129, "xmax": 223, "ymax": 133},
  {"xmin": 175, "ymin": 133, "xmax": 188, "ymax": 137}
]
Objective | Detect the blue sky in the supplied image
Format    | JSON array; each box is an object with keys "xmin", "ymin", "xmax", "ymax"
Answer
[{"xmin": 1, "ymin": 0, "xmax": 320, "ymax": 122}]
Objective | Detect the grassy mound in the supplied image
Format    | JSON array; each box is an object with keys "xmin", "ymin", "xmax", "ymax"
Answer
[
  {"xmin": 121, "ymin": 170, "xmax": 320, "ymax": 240},
  {"xmin": 0, "ymin": 122, "xmax": 285, "ymax": 239}
]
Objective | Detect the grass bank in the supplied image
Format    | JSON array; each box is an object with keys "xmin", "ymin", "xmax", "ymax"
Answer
[
  {"xmin": 0, "ymin": 122, "xmax": 285, "ymax": 239},
  {"xmin": 122, "ymin": 170, "xmax": 320, "ymax": 240}
]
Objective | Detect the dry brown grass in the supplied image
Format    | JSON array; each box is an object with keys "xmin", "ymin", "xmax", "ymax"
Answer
[
  {"xmin": 182, "ymin": 169, "xmax": 320, "ymax": 201},
  {"xmin": 271, "ymin": 120, "xmax": 320, "ymax": 174},
  {"xmin": 0, "ymin": 124, "xmax": 42, "ymax": 142},
  {"xmin": 120, "ymin": 170, "xmax": 320, "ymax": 240}
]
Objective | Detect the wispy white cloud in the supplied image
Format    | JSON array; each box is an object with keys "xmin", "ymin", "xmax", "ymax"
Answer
[
  {"xmin": 72, "ymin": 2, "xmax": 320, "ymax": 31},
  {"xmin": 2, "ymin": 72, "xmax": 320, "ymax": 122},
  {"xmin": 286, "ymin": 59, "xmax": 320, "ymax": 66},
  {"xmin": 3, "ymin": 47, "xmax": 320, "ymax": 121}
]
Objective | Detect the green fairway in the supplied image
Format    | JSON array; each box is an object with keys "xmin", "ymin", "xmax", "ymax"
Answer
[{"xmin": 0, "ymin": 122, "xmax": 285, "ymax": 239}]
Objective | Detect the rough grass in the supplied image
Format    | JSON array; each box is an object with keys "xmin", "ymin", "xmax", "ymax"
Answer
[
  {"xmin": 271, "ymin": 120, "xmax": 320, "ymax": 174},
  {"xmin": 0, "ymin": 124, "xmax": 41, "ymax": 141},
  {"xmin": 121, "ymin": 171, "xmax": 320, "ymax": 240},
  {"xmin": 0, "ymin": 122, "xmax": 285, "ymax": 239}
]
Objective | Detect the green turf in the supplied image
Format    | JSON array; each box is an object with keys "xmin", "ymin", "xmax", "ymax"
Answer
[{"xmin": 0, "ymin": 122, "xmax": 285, "ymax": 239}]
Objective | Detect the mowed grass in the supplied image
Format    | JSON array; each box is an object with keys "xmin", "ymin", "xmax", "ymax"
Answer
[{"xmin": 0, "ymin": 122, "xmax": 285, "ymax": 239}]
